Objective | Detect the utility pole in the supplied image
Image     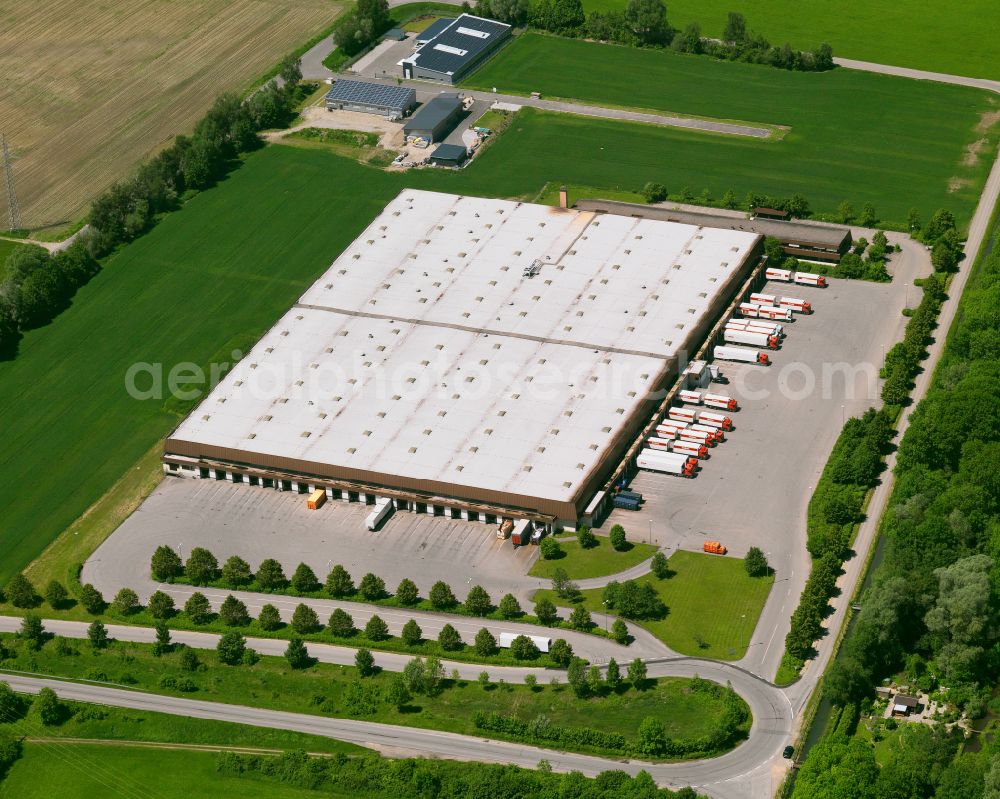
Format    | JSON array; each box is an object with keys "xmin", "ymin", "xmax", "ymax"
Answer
[{"xmin": 2, "ymin": 135, "xmax": 22, "ymax": 232}]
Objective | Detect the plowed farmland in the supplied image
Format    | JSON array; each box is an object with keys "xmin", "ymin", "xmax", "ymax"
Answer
[{"xmin": 0, "ymin": 0, "xmax": 342, "ymax": 231}]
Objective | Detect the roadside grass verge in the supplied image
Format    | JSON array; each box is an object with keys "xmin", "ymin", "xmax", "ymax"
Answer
[
  {"xmin": 465, "ymin": 33, "xmax": 999, "ymax": 228},
  {"xmin": 0, "ymin": 633, "xmax": 747, "ymax": 761},
  {"xmin": 534, "ymin": 550, "xmax": 773, "ymax": 660},
  {"xmin": 279, "ymin": 130, "xmax": 399, "ymax": 166},
  {"xmin": 528, "ymin": 538, "xmax": 657, "ymax": 580}
]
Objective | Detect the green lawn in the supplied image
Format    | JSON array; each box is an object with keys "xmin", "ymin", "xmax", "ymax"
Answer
[
  {"xmin": 534, "ymin": 550, "xmax": 774, "ymax": 660},
  {"xmin": 4, "ymin": 700, "xmax": 362, "ymax": 754},
  {"xmin": 529, "ymin": 537, "xmax": 658, "ymax": 580},
  {"xmin": 466, "ymin": 34, "xmax": 999, "ymax": 228},
  {"xmin": 578, "ymin": 0, "xmax": 1000, "ymax": 81},
  {"xmin": 0, "ymin": 633, "xmax": 747, "ymax": 760},
  {"xmin": 0, "ymin": 745, "xmax": 354, "ymax": 799}
]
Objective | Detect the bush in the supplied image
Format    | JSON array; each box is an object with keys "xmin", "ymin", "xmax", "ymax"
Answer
[
  {"xmin": 34, "ymin": 687, "xmax": 66, "ymax": 726},
  {"xmin": 284, "ymin": 637, "xmax": 311, "ymax": 669},
  {"xmin": 328, "ymin": 608, "xmax": 355, "ymax": 637},
  {"xmin": 78, "ymin": 583, "xmax": 105, "ymax": 615},
  {"xmin": 111, "ymin": 587, "xmax": 140, "ymax": 616},
  {"xmin": 257, "ymin": 603, "xmax": 282, "ymax": 631},
  {"xmin": 43, "ymin": 580, "xmax": 68, "ymax": 609},
  {"xmin": 611, "ymin": 619, "xmax": 629, "ymax": 644},
  {"xmin": 256, "ymin": 559, "xmax": 286, "ymax": 590},
  {"xmin": 18, "ymin": 614, "xmax": 45, "ymax": 650},
  {"xmin": 87, "ymin": 620, "xmax": 109, "ymax": 649},
  {"xmin": 602, "ymin": 580, "xmax": 665, "ymax": 619},
  {"xmin": 151, "ymin": 545, "xmax": 183, "ymax": 581},
  {"xmin": 568, "ymin": 606, "xmax": 592, "ymax": 631},
  {"xmin": 609, "ymin": 525, "xmax": 627, "ymax": 551},
  {"xmin": 358, "ymin": 573, "xmax": 385, "ymax": 601},
  {"xmin": 219, "ymin": 595, "xmax": 250, "ymax": 627},
  {"xmin": 641, "ymin": 182, "xmax": 667, "ymax": 203},
  {"xmin": 539, "ymin": 537, "xmax": 562, "ymax": 560},
  {"xmin": 534, "ymin": 598, "xmax": 559, "ymax": 625},
  {"xmin": 291, "ymin": 603, "xmax": 320, "ymax": 634},
  {"xmin": 325, "ymin": 565, "xmax": 354, "ymax": 597},
  {"xmin": 5, "ymin": 573, "xmax": 37, "ymax": 608},
  {"xmin": 184, "ymin": 548, "xmax": 218, "ymax": 585},
  {"xmin": 438, "ymin": 623, "xmax": 462, "ymax": 651},
  {"xmin": 221, "ymin": 556, "xmax": 252, "ymax": 587},
  {"xmin": 216, "ymin": 631, "xmax": 246, "ymax": 665},
  {"xmin": 549, "ymin": 638, "xmax": 573, "ymax": 667},
  {"xmin": 364, "ymin": 614, "xmax": 389, "ymax": 641},
  {"xmin": 395, "ymin": 578, "xmax": 419, "ymax": 605},
  {"xmin": 401, "ymin": 619, "xmax": 422, "ymax": 645},
  {"xmin": 498, "ymin": 593, "xmax": 522, "ymax": 619},
  {"xmin": 475, "ymin": 628, "xmax": 498, "ymax": 656},
  {"xmin": 576, "ymin": 526, "xmax": 597, "ymax": 549},
  {"xmin": 650, "ymin": 551, "xmax": 669, "ymax": 579},
  {"xmin": 744, "ymin": 547, "xmax": 769, "ymax": 577},
  {"xmin": 184, "ymin": 592, "xmax": 211, "ymax": 624},
  {"xmin": 510, "ymin": 634, "xmax": 540, "ymax": 660},
  {"xmin": 464, "ymin": 585, "xmax": 492, "ymax": 616},
  {"xmin": 147, "ymin": 590, "xmax": 175, "ymax": 619},
  {"xmin": 429, "ymin": 581, "xmax": 457, "ymax": 610}
]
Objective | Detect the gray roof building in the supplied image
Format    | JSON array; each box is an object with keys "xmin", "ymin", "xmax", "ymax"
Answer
[
  {"xmin": 403, "ymin": 93, "xmax": 464, "ymax": 142},
  {"xmin": 430, "ymin": 143, "xmax": 468, "ymax": 167},
  {"xmin": 415, "ymin": 17, "xmax": 455, "ymax": 45},
  {"xmin": 324, "ymin": 80, "xmax": 417, "ymax": 119},
  {"xmin": 400, "ymin": 14, "xmax": 511, "ymax": 84}
]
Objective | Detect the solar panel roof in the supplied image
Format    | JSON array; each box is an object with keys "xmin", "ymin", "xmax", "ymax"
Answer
[
  {"xmin": 416, "ymin": 17, "xmax": 455, "ymax": 43},
  {"xmin": 325, "ymin": 80, "xmax": 416, "ymax": 112},
  {"xmin": 402, "ymin": 14, "xmax": 510, "ymax": 76}
]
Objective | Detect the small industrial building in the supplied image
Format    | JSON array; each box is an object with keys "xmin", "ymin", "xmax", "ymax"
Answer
[
  {"xmin": 399, "ymin": 14, "xmax": 511, "ymax": 83},
  {"xmin": 892, "ymin": 695, "xmax": 920, "ymax": 717},
  {"xmin": 324, "ymin": 80, "xmax": 417, "ymax": 120},
  {"xmin": 164, "ymin": 190, "xmax": 762, "ymax": 528},
  {"xmin": 382, "ymin": 27, "xmax": 407, "ymax": 41},
  {"xmin": 429, "ymin": 143, "xmax": 467, "ymax": 167},
  {"xmin": 403, "ymin": 93, "xmax": 463, "ymax": 142}
]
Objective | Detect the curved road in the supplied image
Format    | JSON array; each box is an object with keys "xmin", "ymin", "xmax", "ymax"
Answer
[{"xmin": 0, "ymin": 666, "xmax": 789, "ymax": 796}]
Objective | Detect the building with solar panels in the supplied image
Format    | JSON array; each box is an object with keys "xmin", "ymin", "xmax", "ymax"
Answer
[
  {"xmin": 324, "ymin": 79, "xmax": 417, "ymax": 120},
  {"xmin": 399, "ymin": 14, "xmax": 511, "ymax": 84}
]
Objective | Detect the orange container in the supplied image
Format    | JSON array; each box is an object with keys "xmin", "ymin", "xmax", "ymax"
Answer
[{"xmin": 307, "ymin": 489, "xmax": 326, "ymax": 510}]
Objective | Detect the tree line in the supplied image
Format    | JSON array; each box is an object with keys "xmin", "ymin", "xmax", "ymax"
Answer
[{"xmin": 216, "ymin": 748, "xmax": 707, "ymax": 798}]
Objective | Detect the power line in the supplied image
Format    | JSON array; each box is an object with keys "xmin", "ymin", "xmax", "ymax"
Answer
[{"xmin": 2, "ymin": 134, "xmax": 23, "ymax": 232}]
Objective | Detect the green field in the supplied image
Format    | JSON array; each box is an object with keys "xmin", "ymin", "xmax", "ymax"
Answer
[
  {"xmin": 0, "ymin": 745, "xmax": 352, "ymax": 799},
  {"xmin": 467, "ymin": 34, "xmax": 999, "ymax": 228},
  {"xmin": 529, "ymin": 537, "xmax": 658, "ymax": 580},
  {"xmin": 534, "ymin": 550, "xmax": 774, "ymax": 659},
  {"xmin": 0, "ymin": 633, "xmax": 747, "ymax": 759},
  {"xmin": 577, "ymin": 0, "xmax": 1000, "ymax": 81}
]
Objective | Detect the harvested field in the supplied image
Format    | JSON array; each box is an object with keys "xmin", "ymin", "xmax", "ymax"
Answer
[{"xmin": 0, "ymin": 0, "xmax": 344, "ymax": 232}]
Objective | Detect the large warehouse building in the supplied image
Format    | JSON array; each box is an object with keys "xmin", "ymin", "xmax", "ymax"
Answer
[
  {"xmin": 399, "ymin": 14, "xmax": 511, "ymax": 83},
  {"xmin": 164, "ymin": 191, "xmax": 762, "ymax": 527}
]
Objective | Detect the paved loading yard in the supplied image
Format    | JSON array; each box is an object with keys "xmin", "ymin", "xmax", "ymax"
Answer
[
  {"xmin": 93, "ymin": 478, "xmax": 535, "ymax": 599},
  {"xmin": 607, "ymin": 272, "xmax": 915, "ymax": 674}
]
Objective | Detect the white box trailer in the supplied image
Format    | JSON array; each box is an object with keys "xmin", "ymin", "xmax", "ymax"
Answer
[
  {"xmin": 637, "ymin": 449, "xmax": 698, "ymax": 477},
  {"xmin": 793, "ymin": 271, "xmax": 827, "ymax": 287},
  {"xmin": 750, "ymin": 292, "xmax": 777, "ymax": 306},
  {"xmin": 678, "ymin": 427, "xmax": 715, "ymax": 446},
  {"xmin": 723, "ymin": 328, "xmax": 779, "ymax": 349},
  {"xmin": 714, "ymin": 345, "xmax": 770, "ymax": 365},
  {"xmin": 765, "ymin": 267, "xmax": 793, "ymax": 282},
  {"xmin": 738, "ymin": 302, "xmax": 762, "ymax": 318},
  {"xmin": 646, "ymin": 436, "xmax": 674, "ymax": 451},
  {"xmin": 756, "ymin": 304, "xmax": 794, "ymax": 322},
  {"xmin": 697, "ymin": 410, "xmax": 733, "ymax": 430},
  {"xmin": 671, "ymin": 439, "xmax": 709, "ymax": 459},
  {"xmin": 779, "ymin": 296, "xmax": 813, "ymax": 314},
  {"xmin": 667, "ymin": 407, "xmax": 697, "ymax": 424},
  {"xmin": 726, "ymin": 318, "xmax": 785, "ymax": 337},
  {"xmin": 498, "ymin": 632, "xmax": 551, "ymax": 653},
  {"xmin": 654, "ymin": 423, "xmax": 681, "ymax": 438},
  {"xmin": 703, "ymin": 392, "xmax": 739, "ymax": 411},
  {"xmin": 691, "ymin": 422, "xmax": 725, "ymax": 443},
  {"xmin": 366, "ymin": 498, "xmax": 393, "ymax": 531},
  {"xmin": 678, "ymin": 389, "xmax": 702, "ymax": 405}
]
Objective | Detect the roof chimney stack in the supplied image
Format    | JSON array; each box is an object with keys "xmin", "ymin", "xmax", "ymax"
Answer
[{"xmin": 558, "ymin": 185, "xmax": 568, "ymax": 209}]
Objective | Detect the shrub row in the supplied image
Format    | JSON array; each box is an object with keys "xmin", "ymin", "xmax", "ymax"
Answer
[
  {"xmin": 473, "ymin": 710, "xmax": 628, "ymax": 752},
  {"xmin": 881, "ymin": 274, "xmax": 946, "ymax": 406}
]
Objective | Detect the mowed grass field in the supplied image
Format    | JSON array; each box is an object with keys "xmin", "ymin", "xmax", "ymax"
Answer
[
  {"xmin": 579, "ymin": 0, "xmax": 1000, "ymax": 81},
  {"xmin": 528, "ymin": 537, "xmax": 658, "ymax": 580},
  {"xmin": 0, "ymin": 0, "xmax": 344, "ymax": 231},
  {"xmin": 534, "ymin": 550, "xmax": 774, "ymax": 659},
  {"xmin": 467, "ymin": 34, "xmax": 1000, "ymax": 227},
  {"xmin": 0, "ymin": 745, "xmax": 354, "ymax": 799}
]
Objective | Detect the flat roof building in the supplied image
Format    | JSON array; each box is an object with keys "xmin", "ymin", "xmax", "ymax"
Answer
[
  {"xmin": 430, "ymin": 143, "xmax": 467, "ymax": 167},
  {"xmin": 403, "ymin": 93, "xmax": 463, "ymax": 142},
  {"xmin": 165, "ymin": 191, "xmax": 762, "ymax": 525},
  {"xmin": 400, "ymin": 14, "xmax": 511, "ymax": 84},
  {"xmin": 415, "ymin": 17, "xmax": 455, "ymax": 45},
  {"xmin": 325, "ymin": 80, "xmax": 417, "ymax": 120}
]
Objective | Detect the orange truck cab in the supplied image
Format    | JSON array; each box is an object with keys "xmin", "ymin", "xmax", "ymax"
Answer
[{"xmin": 703, "ymin": 541, "xmax": 727, "ymax": 555}]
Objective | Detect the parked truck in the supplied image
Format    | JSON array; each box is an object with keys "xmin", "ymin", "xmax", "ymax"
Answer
[
  {"xmin": 750, "ymin": 292, "xmax": 777, "ymax": 306},
  {"xmin": 646, "ymin": 436, "xmax": 675, "ymax": 451},
  {"xmin": 678, "ymin": 427, "xmax": 716, "ymax": 446},
  {"xmin": 655, "ymin": 423, "xmax": 681, "ymax": 439},
  {"xmin": 679, "ymin": 389, "xmax": 702, "ymax": 405},
  {"xmin": 703, "ymin": 392, "xmax": 739, "ymax": 411},
  {"xmin": 511, "ymin": 519, "xmax": 532, "ymax": 546},
  {"xmin": 617, "ymin": 489, "xmax": 643, "ymax": 503},
  {"xmin": 793, "ymin": 271, "xmax": 826, "ymax": 287},
  {"xmin": 637, "ymin": 449, "xmax": 698, "ymax": 477},
  {"xmin": 765, "ymin": 267, "xmax": 793, "ymax": 282},
  {"xmin": 696, "ymin": 410, "xmax": 733, "ymax": 431},
  {"xmin": 756, "ymin": 304, "xmax": 794, "ymax": 322},
  {"xmin": 738, "ymin": 302, "xmax": 762, "ymax": 318},
  {"xmin": 703, "ymin": 540, "xmax": 727, "ymax": 555},
  {"xmin": 723, "ymin": 328, "xmax": 779, "ymax": 349},
  {"xmin": 671, "ymin": 439, "xmax": 709, "ymax": 459},
  {"xmin": 307, "ymin": 489, "xmax": 326, "ymax": 510},
  {"xmin": 714, "ymin": 345, "xmax": 769, "ymax": 365},
  {"xmin": 691, "ymin": 422, "xmax": 725, "ymax": 443},
  {"xmin": 779, "ymin": 296, "xmax": 812, "ymax": 314},
  {"xmin": 667, "ymin": 407, "xmax": 697, "ymax": 424},
  {"xmin": 726, "ymin": 318, "xmax": 784, "ymax": 337},
  {"xmin": 613, "ymin": 494, "xmax": 641, "ymax": 511},
  {"xmin": 366, "ymin": 498, "xmax": 393, "ymax": 531}
]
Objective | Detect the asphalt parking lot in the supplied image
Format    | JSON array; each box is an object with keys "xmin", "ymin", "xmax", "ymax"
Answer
[{"xmin": 92, "ymin": 478, "xmax": 536, "ymax": 598}]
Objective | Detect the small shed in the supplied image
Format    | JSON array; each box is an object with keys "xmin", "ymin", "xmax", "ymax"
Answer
[
  {"xmin": 324, "ymin": 79, "xmax": 416, "ymax": 120},
  {"xmin": 430, "ymin": 143, "xmax": 467, "ymax": 167},
  {"xmin": 382, "ymin": 27, "xmax": 407, "ymax": 41},
  {"xmin": 403, "ymin": 93, "xmax": 464, "ymax": 142},
  {"xmin": 892, "ymin": 694, "xmax": 920, "ymax": 717}
]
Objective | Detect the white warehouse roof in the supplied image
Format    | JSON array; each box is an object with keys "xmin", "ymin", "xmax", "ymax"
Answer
[{"xmin": 167, "ymin": 190, "xmax": 759, "ymax": 514}]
